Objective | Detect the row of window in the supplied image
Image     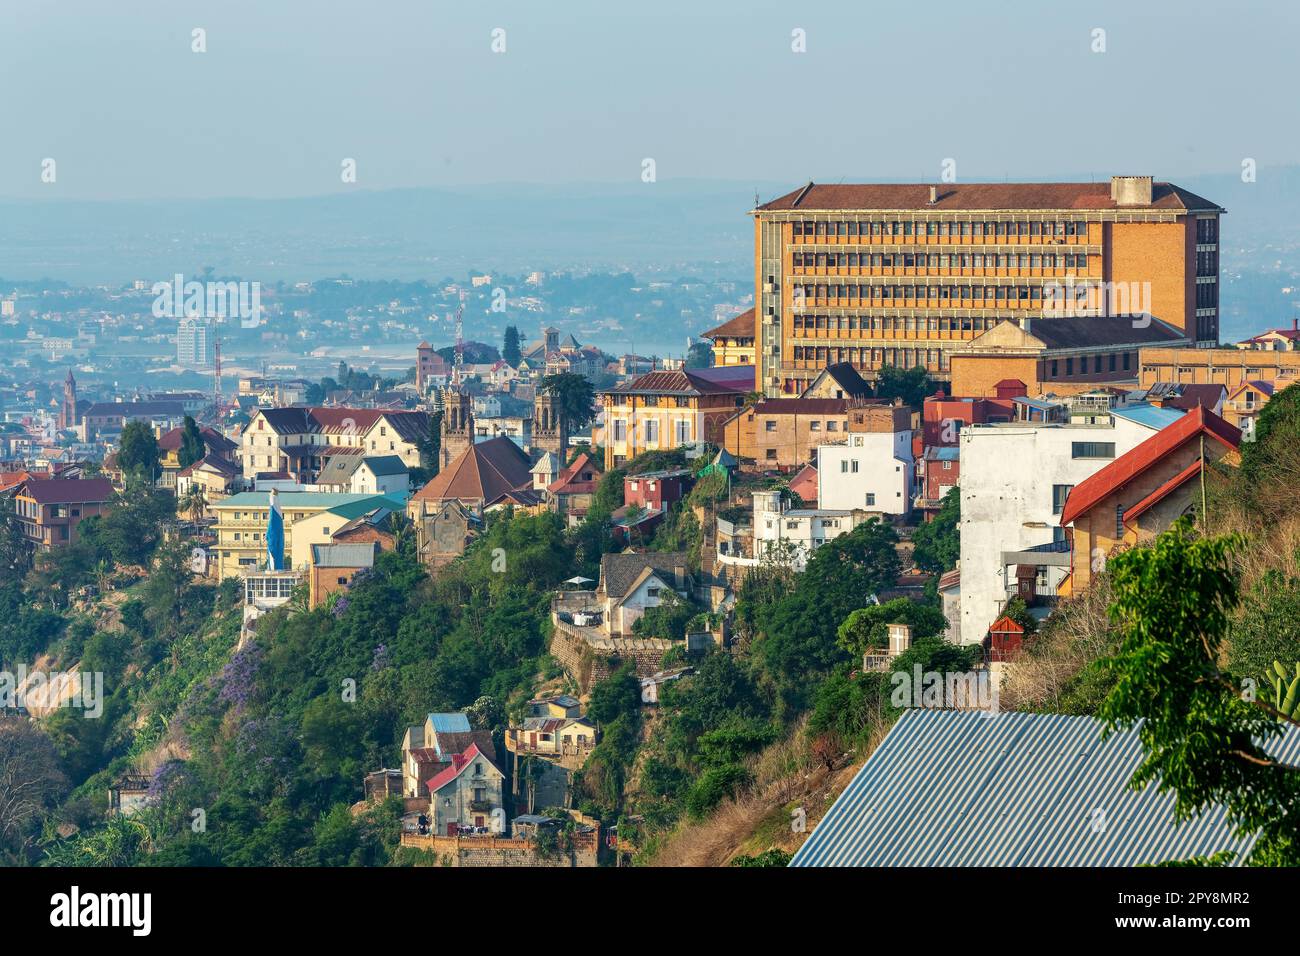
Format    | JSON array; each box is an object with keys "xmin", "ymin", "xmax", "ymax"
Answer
[
  {"xmin": 791, "ymin": 252, "xmax": 1090, "ymax": 270},
  {"xmin": 764, "ymin": 419, "xmax": 840, "ymax": 432},
  {"xmin": 791, "ymin": 346, "xmax": 945, "ymax": 370},
  {"xmin": 794, "ymin": 284, "xmax": 1090, "ymax": 305},
  {"xmin": 1195, "ymin": 250, "xmax": 1219, "ymax": 276},
  {"xmin": 608, "ymin": 419, "xmax": 693, "ymax": 444},
  {"xmin": 792, "ymin": 314, "xmax": 1000, "ymax": 334},
  {"xmin": 791, "ymin": 220, "xmax": 1092, "ymax": 240},
  {"xmin": 1050, "ymin": 354, "xmax": 1133, "ymax": 377},
  {"xmin": 1195, "ymin": 218, "xmax": 1220, "ymax": 243}
]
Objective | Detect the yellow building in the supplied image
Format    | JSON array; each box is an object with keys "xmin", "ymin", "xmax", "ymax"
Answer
[
  {"xmin": 701, "ymin": 308, "xmax": 756, "ymax": 367},
  {"xmin": 600, "ymin": 368, "xmax": 752, "ymax": 470},
  {"xmin": 752, "ymin": 176, "xmax": 1223, "ymax": 397},
  {"xmin": 208, "ymin": 491, "xmax": 402, "ymax": 581}
]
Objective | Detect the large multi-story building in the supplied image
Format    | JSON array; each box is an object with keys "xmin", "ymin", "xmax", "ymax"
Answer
[
  {"xmin": 177, "ymin": 318, "xmax": 211, "ymax": 368},
  {"xmin": 751, "ymin": 176, "xmax": 1224, "ymax": 397}
]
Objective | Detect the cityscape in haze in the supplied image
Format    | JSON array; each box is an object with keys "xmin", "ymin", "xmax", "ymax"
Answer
[{"xmin": 2, "ymin": 0, "xmax": 1299, "ymax": 921}]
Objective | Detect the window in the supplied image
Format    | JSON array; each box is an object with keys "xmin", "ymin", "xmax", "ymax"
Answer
[
  {"xmin": 613, "ymin": 420, "xmax": 626, "ymax": 442},
  {"xmin": 765, "ymin": 420, "xmax": 777, "ymax": 432},
  {"xmin": 644, "ymin": 420, "xmax": 659, "ymax": 444},
  {"xmin": 766, "ymin": 449, "xmax": 777, "ymax": 460},
  {"xmin": 809, "ymin": 421, "xmax": 821, "ymax": 431},
  {"xmin": 1052, "ymin": 484, "xmax": 1074, "ymax": 515},
  {"xmin": 865, "ymin": 493, "xmax": 876, "ymax": 506},
  {"xmin": 1116, "ymin": 505, "xmax": 1126, "ymax": 537},
  {"xmin": 1071, "ymin": 442, "xmax": 1116, "ymax": 459}
]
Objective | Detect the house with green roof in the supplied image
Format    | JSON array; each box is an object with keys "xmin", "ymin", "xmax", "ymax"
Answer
[{"xmin": 208, "ymin": 491, "xmax": 403, "ymax": 581}]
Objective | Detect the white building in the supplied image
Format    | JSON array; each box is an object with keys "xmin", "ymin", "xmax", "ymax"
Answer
[
  {"xmin": 817, "ymin": 427, "xmax": 914, "ymax": 517},
  {"xmin": 958, "ymin": 402, "xmax": 1185, "ymax": 645},
  {"xmin": 177, "ymin": 317, "xmax": 211, "ymax": 368},
  {"xmin": 750, "ymin": 489, "xmax": 860, "ymax": 572}
]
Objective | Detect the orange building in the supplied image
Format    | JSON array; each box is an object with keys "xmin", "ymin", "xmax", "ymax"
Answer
[{"xmin": 751, "ymin": 176, "xmax": 1223, "ymax": 396}]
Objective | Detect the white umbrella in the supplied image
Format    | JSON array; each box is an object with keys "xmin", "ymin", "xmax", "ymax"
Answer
[{"xmin": 563, "ymin": 576, "xmax": 594, "ymax": 586}]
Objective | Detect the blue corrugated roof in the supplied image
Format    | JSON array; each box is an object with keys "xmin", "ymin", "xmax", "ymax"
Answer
[
  {"xmin": 790, "ymin": 709, "xmax": 1300, "ymax": 867},
  {"xmin": 427, "ymin": 712, "xmax": 471, "ymax": 735},
  {"xmin": 1111, "ymin": 402, "xmax": 1185, "ymax": 431}
]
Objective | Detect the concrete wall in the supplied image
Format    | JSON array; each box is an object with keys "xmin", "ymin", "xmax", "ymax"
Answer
[{"xmin": 958, "ymin": 415, "xmax": 1160, "ymax": 643}]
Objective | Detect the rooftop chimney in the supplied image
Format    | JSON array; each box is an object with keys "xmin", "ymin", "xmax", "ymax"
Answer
[
  {"xmin": 928, "ymin": 185, "xmax": 938, "ymax": 204},
  {"xmin": 1110, "ymin": 175, "xmax": 1154, "ymax": 206}
]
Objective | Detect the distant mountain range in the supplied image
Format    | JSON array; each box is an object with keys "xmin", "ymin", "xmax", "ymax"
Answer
[{"xmin": 1, "ymin": 168, "xmax": 1297, "ymax": 298}]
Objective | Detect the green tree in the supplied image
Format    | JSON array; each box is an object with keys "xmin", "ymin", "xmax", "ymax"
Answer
[
  {"xmin": 502, "ymin": 325, "xmax": 521, "ymax": 365},
  {"xmin": 1100, "ymin": 518, "xmax": 1300, "ymax": 865},
  {"xmin": 1235, "ymin": 381, "xmax": 1300, "ymax": 521},
  {"xmin": 540, "ymin": 372, "xmax": 596, "ymax": 433},
  {"xmin": 177, "ymin": 415, "xmax": 206, "ymax": 469},
  {"xmin": 911, "ymin": 487, "xmax": 959, "ymax": 573},
  {"xmin": 117, "ymin": 420, "xmax": 161, "ymax": 482},
  {"xmin": 836, "ymin": 597, "xmax": 948, "ymax": 657},
  {"xmin": 874, "ymin": 365, "xmax": 932, "ymax": 407}
]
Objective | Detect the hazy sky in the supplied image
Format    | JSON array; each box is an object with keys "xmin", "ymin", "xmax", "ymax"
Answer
[{"xmin": 2, "ymin": 0, "xmax": 1298, "ymax": 200}]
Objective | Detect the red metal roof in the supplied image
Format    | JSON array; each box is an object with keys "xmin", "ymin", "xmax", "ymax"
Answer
[
  {"xmin": 988, "ymin": 615, "xmax": 1025, "ymax": 634},
  {"xmin": 424, "ymin": 742, "xmax": 498, "ymax": 794},
  {"xmin": 1059, "ymin": 406, "xmax": 1239, "ymax": 527}
]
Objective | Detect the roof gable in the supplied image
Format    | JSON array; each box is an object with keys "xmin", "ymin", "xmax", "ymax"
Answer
[{"xmin": 1060, "ymin": 406, "xmax": 1240, "ymax": 526}]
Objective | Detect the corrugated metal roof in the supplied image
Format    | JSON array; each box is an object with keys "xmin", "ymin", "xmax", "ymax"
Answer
[
  {"xmin": 309, "ymin": 542, "xmax": 378, "ymax": 568},
  {"xmin": 790, "ymin": 709, "xmax": 1300, "ymax": 867}
]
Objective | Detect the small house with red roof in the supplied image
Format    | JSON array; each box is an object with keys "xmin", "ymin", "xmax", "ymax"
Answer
[
  {"xmin": 1235, "ymin": 318, "xmax": 1300, "ymax": 352},
  {"xmin": 984, "ymin": 614, "xmax": 1025, "ymax": 663},
  {"xmin": 426, "ymin": 743, "xmax": 506, "ymax": 835},
  {"xmin": 1057, "ymin": 406, "xmax": 1240, "ymax": 595},
  {"xmin": 1224, "ymin": 379, "xmax": 1280, "ymax": 441},
  {"xmin": 546, "ymin": 451, "xmax": 602, "ymax": 525}
]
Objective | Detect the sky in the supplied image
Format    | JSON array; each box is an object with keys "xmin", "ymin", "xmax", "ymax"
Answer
[{"xmin": 3, "ymin": 0, "xmax": 1299, "ymax": 200}]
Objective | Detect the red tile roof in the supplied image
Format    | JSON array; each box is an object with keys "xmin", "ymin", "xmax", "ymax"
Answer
[
  {"xmin": 757, "ymin": 181, "xmax": 1222, "ymax": 213},
  {"xmin": 988, "ymin": 615, "xmax": 1025, "ymax": 634},
  {"xmin": 548, "ymin": 452, "xmax": 602, "ymax": 496},
  {"xmin": 702, "ymin": 308, "xmax": 756, "ymax": 341},
  {"xmin": 1059, "ymin": 406, "xmax": 1240, "ymax": 527},
  {"xmin": 606, "ymin": 367, "xmax": 754, "ymax": 398},
  {"xmin": 411, "ymin": 436, "xmax": 532, "ymax": 505}
]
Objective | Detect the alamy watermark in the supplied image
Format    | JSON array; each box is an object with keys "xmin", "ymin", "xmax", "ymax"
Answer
[
  {"xmin": 0, "ymin": 665, "xmax": 103, "ymax": 718},
  {"xmin": 152, "ymin": 273, "xmax": 262, "ymax": 328},
  {"xmin": 890, "ymin": 665, "xmax": 999, "ymax": 713},
  {"xmin": 1042, "ymin": 277, "xmax": 1152, "ymax": 328}
]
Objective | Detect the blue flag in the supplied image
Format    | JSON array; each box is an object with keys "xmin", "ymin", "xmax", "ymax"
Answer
[{"xmin": 266, "ymin": 488, "xmax": 285, "ymax": 570}]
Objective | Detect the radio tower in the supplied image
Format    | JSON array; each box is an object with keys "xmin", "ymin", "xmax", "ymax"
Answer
[
  {"xmin": 212, "ymin": 335, "xmax": 223, "ymax": 420},
  {"xmin": 452, "ymin": 291, "xmax": 466, "ymax": 387}
]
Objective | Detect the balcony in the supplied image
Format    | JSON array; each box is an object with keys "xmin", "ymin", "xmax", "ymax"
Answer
[{"xmin": 468, "ymin": 799, "xmax": 493, "ymax": 813}]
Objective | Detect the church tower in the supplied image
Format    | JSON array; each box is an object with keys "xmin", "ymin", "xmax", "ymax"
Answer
[
  {"xmin": 60, "ymin": 368, "xmax": 78, "ymax": 431},
  {"xmin": 531, "ymin": 390, "xmax": 568, "ymax": 461},
  {"xmin": 438, "ymin": 386, "xmax": 474, "ymax": 470}
]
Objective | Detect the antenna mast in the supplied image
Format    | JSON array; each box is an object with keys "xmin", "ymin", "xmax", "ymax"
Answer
[{"xmin": 453, "ymin": 291, "xmax": 466, "ymax": 387}]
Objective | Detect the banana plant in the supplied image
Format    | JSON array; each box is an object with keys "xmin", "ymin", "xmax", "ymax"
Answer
[{"xmin": 1267, "ymin": 660, "xmax": 1300, "ymax": 720}]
